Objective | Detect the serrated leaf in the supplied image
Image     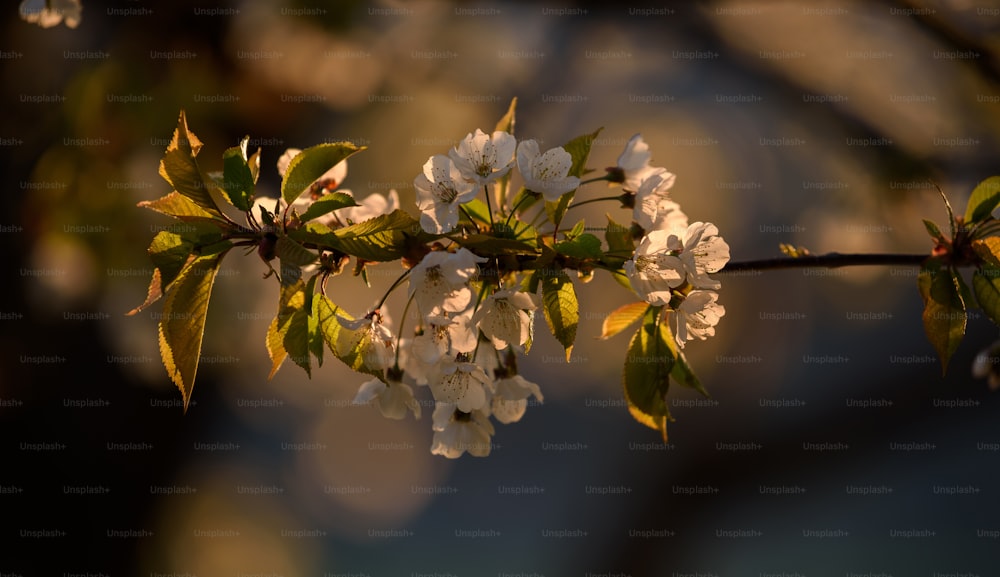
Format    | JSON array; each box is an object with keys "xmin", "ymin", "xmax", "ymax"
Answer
[
  {"xmin": 148, "ymin": 231, "xmax": 196, "ymax": 289},
  {"xmin": 138, "ymin": 191, "xmax": 220, "ymax": 221},
  {"xmin": 973, "ymin": 266, "xmax": 1000, "ymax": 326},
  {"xmin": 276, "ymin": 235, "xmax": 317, "ymax": 268},
  {"xmin": 555, "ymin": 233, "xmax": 602, "ymax": 260},
  {"xmin": 127, "ymin": 268, "xmax": 164, "ymax": 316},
  {"xmin": 266, "ymin": 280, "xmax": 311, "ymax": 378},
  {"xmin": 600, "ymin": 301, "xmax": 649, "ymax": 340},
  {"xmin": 541, "ymin": 269, "xmax": 578, "ymax": 360},
  {"xmin": 330, "ymin": 209, "xmax": 424, "ymax": 261},
  {"xmin": 972, "ymin": 238, "xmax": 1000, "ymax": 267},
  {"xmin": 314, "ymin": 295, "xmax": 384, "ymax": 378},
  {"xmin": 622, "ymin": 306, "xmax": 674, "ymax": 441},
  {"xmin": 918, "ymin": 265, "xmax": 967, "ymax": 374},
  {"xmin": 158, "ymin": 250, "xmax": 228, "ymax": 412},
  {"xmin": 281, "ymin": 142, "xmax": 363, "ymax": 204},
  {"xmin": 222, "ymin": 137, "xmax": 256, "ymax": 211},
  {"xmin": 964, "ymin": 176, "xmax": 1000, "ymax": 225},
  {"xmin": 298, "ymin": 192, "xmax": 358, "ymax": 223},
  {"xmin": 661, "ymin": 319, "xmax": 709, "ymax": 397},
  {"xmin": 158, "ymin": 111, "xmax": 225, "ymax": 217}
]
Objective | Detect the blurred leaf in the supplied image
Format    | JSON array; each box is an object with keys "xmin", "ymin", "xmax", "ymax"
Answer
[
  {"xmin": 494, "ymin": 97, "xmax": 517, "ymax": 135},
  {"xmin": 922, "ymin": 218, "xmax": 945, "ymax": 242},
  {"xmin": 221, "ymin": 137, "xmax": 256, "ymax": 211},
  {"xmin": 964, "ymin": 176, "xmax": 1000, "ymax": 225},
  {"xmin": 541, "ymin": 269, "xmax": 578, "ymax": 361},
  {"xmin": 158, "ymin": 248, "xmax": 230, "ymax": 412},
  {"xmin": 298, "ymin": 192, "xmax": 358, "ymax": 223},
  {"xmin": 622, "ymin": 306, "xmax": 674, "ymax": 441},
  {"xmin": 973, "ymin": 265, "xmax": 1000, "ymax": 326},
  {"xmin": 918, "ymin": 263, "xmax": 967, "ymax": 374},
  {"xmin": 600, "ymin": 301, "xmax": 649, "ymax": 340},
  {"xmin": 454, "ymin": 234, "xmax": 536, "ymax": 256},
  {"xmin": 281, "ymin": 142, "xmax": 364, "ymax": 204},
  {"xmin": 972, "ymin": 238, "xmax": 1000, "ymax": 267},
  {"xmin": 158, "ymin": 111, "xmax": 225, "ymax": 218}
]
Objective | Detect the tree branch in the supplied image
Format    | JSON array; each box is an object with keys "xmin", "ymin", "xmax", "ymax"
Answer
[{"xmin": 719, "ymin": 252, "xmax": 929, "ymax": 273}]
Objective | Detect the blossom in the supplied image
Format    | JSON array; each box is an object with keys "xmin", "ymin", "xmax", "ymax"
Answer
[
  {"xmin": 673, "ymin": 290, "xmax": 725, "ymax": 347},
  {"xmin": 20, "ymin": 0, "xmax": 81, "ymax": 28},
  {"xmin": 617, "ymin": 134, "xmax": 675, "ymax": 192},
  {"xmin": 624, "ymin": 222, "xmax": 730, "ymax": 305},
  {"xmin": 676, "ymin": 222, "xmax": 730, "ymax": 290},
  {"xmin": 449, "ymin": 129, "xmax": 516, "ymax": 187},
  {"xmin": 634, "ymin": 172, "xmax": 687, "ymax": 233},
  {"xmin": 429, "ymin": 357, "xmax": 491, "ymax": 412},
  {"xmin": 405, "ymin": 313, "xmax": 478, "ymax": 385},
  {"xmin": 491, "ymin": 374, "xmax": 543, "ymax": 424},
  {"xmin": 408, "ymin": 248, "xmax": 486, "ymax": 317},
  {"xmin": 430, "ymin": 403, "xmax": 495, "ymax": 458},
  {"xmin": 337, "ymin": 189, "xmax": 399, "ymax": 225},
  {"xmin": 472, "ymin": 289, "xmax": 540, "ymax": 350},
  {"xmin": 516, "ymin": 139, "xmax": 580, "ymax": 201},
  {"xmin": 352, "ymin": 377, "xmax": 421, "ymax": 419},
  {"xmin": 414, "ymin": 155, "xmax": 477, "ymax": 233},
  {"xmin": 337, "ymin": 314, "xmax": 394, "ymax": 372}
]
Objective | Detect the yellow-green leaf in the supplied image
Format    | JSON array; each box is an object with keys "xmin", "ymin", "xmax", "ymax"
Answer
[
  {"xmin": 918, "ymin": 265, "xmax": 967, "ymax": 374},
  {"xmin": 972, "ymin": 238, "xmax": 1000, "ymax": 267},
  {"xmin": 494, "ymin": 97, "xmax": 516, "ymax": 135},
  {"xmin": 298, "ymin": 192, "xmax": 358, "ymax": 223},
  {"xmin": 138, "ymin": 191, "xmax": 220, "ymax": 222},
  {"xmin": 964, "ymin": 176, "xmax": 1000, "ymax": 225},
  {"xmin": 158, "ymin": 111, "xmax": 225, "ymax": 217},
  {"xmin": 158, "ymin": 250, "xmax": 229, "ymax": 412},
  {"xmin": 281, "ymin": 142, "xmax": 364, "ymax": 204},
  {"xmin": 622, "ymin": 306, "xmax": 674, "ymax": 441},
  {"xmin": 600, "ymin": 301, "xmax": 649, "ymax": 340},
  {"xmin": 541, "ymin": 269, "xmax": 578, "ymax": 360},
  {"xmin": 662, "ymin": 319, "xmax": 709, "ymax": 397},
  {"xmin": 222, "ymin": 137, "xmax": 256, "ymax": 212},
  {"xmin": 266, "ymin": 280, "xmax": 310, "ymax": 378}
]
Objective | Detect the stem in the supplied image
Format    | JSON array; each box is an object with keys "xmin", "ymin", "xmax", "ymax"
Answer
[
  {"xmin": 579, "ymin": 175, "xmax": 612, "ymax": 186},
  {"xmin": 565, "ymin": 195, "xmax": 625, "ymax": 212},
  {"xmin": 373, "ymin": 268, "xmax": 412, "ymax": 311},
  {"xmin": 504, "ymin": 190, "xmax": 537, "ymax": 230},
  {"xmin": 483, "ymin": 184, "xmax": 495, "ymax": 232},
  {"xmin": 393, "ymin": 294, "xmax": 414, "ymax": 370},
  {"xmin": 718, "ymin": 252, "xmax": 928, "ymax": 273}
]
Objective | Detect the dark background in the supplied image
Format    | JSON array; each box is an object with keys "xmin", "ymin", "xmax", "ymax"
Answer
[{"xmin": 3, "ymin": 0, "xmax": 1000, "ymax": 575}]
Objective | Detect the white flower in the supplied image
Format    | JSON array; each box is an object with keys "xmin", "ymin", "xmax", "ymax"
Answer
[
  {"xmin": 516, "ymin": 140, "xmax": 580, "ymax": 202},
  {"xmin": 634, "ymin": 172, "xmax": 687, "ymax": 232},
  {"xmin": 449, "ymin": 129, "xmax": 516, "ymax": 187},
  {"xmin": 677, "ymin": 222, "xmax": 730, "ymax": 290},
  {"xmin": 491, "ymin": 374, "xmax": 543, "ymax": 424},
  {"xmin": 405, "ymin": 313, "xmax": 477, "ymax": 385},
  {"xmin": 673, "ymin": 290, "xmax": 725, "ymax": 347},
  {"xmin": 431, "ymin": 403, "xmax": 495, "ymax": 458},
  {"xmin": 353, "ymin": 377, "xmax": 421, "ymax": 419},
  {"xmin": 623, "ymin": 230, "xmax": 687, "ymax": 306},
  {"xmin": 414, "ymin": 155, "xmax": 477, "ymax": 234},
  {"xmin": 408, "ymin": 248, "xmax": 486, "ymax": 317},
  {"xmin": 337, "ymin": 314, "xmax": 394, "ymax": 372},
  {"xmin": 617, "ymin": 134, "xmax": 675, "ymax": 192},
  {"xmin": 472, "ymin": 289, "xmax": 540, "ymax": 350},
  {"xmin": 338, "ymin": 189, "xmax": 399, "ymax": 225},
  {"xmin": 429, "ymin": 357, "xmax": 491, "ymax": 412}
]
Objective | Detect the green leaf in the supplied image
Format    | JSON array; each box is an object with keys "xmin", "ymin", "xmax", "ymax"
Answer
[
  {"xmin": 563, "ymin": 127, "xmax": 603, "ymax": 179},
  {"xmin": 158, "ymin": 250, "xmax": 229, "ymax": 412},
  {"xmin": 147, "ymin": 231, "xmax": 195, "ymax": 290},
  {"xmin": 972, "ymin": 238, "xmax": 1000, "ymax": 268},
  {"xmin": 918, "ymin": 264, "xmax": 967, "ymax": 374},
  {"xmin": 494, "ymin": 97, "xmax": 517, "ymax": 135},
  {"xmin": 221, "ymin": 137, "xmax": 256, "ymax": 212},
  {"xmin": 541, "ymin": 269, "xmax": 578, "ymax": 360},
  {"xmin": 964, "ymin": 176, "xmax": 1000, "ymax": 225},
  {"xmin": 661, "ymin": 320, "xmax": 710, "ymax": 397},
  {"xmin": 622, "ymin": 306, "xmax": 675, "ymax": 441},
  {"xmin": 973, "ymin": 265, "xmax": 1000, "ymax": 325},
  {"xmin": 307, "ymin": 276, "xmax": 324, "ymax": 367},
  {"xmin": 453, "ymin": 234, "xmax": 537, "ymax": 256},
  {"xmin": 276, "ymin": 236, "xmax": 317, "ymax": 268},
  {"xmin": 281, "ymin": 142, "xmax": 364, "ymax": 204},
  {"xmin": 158, "ymin": 111, "xmax": 225, "ymax": 218},
  {"xmin": 298, "ymin": 192, "xmax": 358, "ymax": 223},
  {"xmin": 314, "ymin": 295, "xmax": 384, "ymax": 378},
  {"xmin": 266, "ymin": 280, "xmax": 311, "ymax": 378},
  {"xmin": 922, "ymin": 219, "xmax": 944, "ymax": 242},
  {"xmin": 330, "ymin": 209, "xmax": 424, "ymax": 261},
  {"xmin": 600, "ymin": 301, "xmax": 650, "ymax": 340},
  {"xmin": 138, "ymin": 191, "xmax": 221, "ymax": 222},
  {"xmin": 555, "ymin": 233, "xmax": 602, "ymax": 260}
]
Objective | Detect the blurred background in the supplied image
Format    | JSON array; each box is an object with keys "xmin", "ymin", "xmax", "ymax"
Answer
[{"xmin": 3, "ymin": 0, "xmax": 1000, "ymax": 574}]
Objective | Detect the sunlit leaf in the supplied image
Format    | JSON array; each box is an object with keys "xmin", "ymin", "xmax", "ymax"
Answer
[
  {"xmin": 541, "ymin": 269, "xmax": 578, "ymax": 361},
  {"xmin": 298, "ymin": 192, "xmax": 358, "ymax": 223},
  {"xmin": 158, "ymin": 249, "xmax": 229, "ymax": 412},
  {"xmin": 972, "ymin": 238, "xmax": 1000, "ymax": 267},
  {"xmin": 158, "ymin": 111, "xmax": 225, "ymax": 217},
  {"xmin": 266, "ymin": 279, "xmax": 310, "ymax": 378},
  {"xmin": 622, "ymin": 306, "xmax": 674, "ymax": 441},
  {"xmin": 973, "ymin": 265, "xmax": 1000, "ymax": 326},
  {"xmin": 138, "ymin": 191, "xmax": 220, "ymax": 222},
  {"xmin": 964, "ymin": 176, "xmax": 1000, "ymax": 225},
  {"xmin": 281, "ymin": 142, "xmax": 364, "ymax": 204},
  {"xmin": 126, "ymin": 269, "xmax": 163, "ymax": 316},
  {"xmin": 329, "ymin": 209, "xmax": 424, "ymax": 262},
  {"xmin": 600, "ymin": 301, "xmax": 649, "ymax": 340},
  {"xmin": 221, "ymin": 137, "xmax": 256, "ymax": 212},
  {"xmin": 555, "ymin": 233, "xmax": 602, "ymax": 260}
]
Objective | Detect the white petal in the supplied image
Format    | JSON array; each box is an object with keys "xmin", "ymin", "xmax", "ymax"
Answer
[{"xmin": 353, "ymin": 378, "xmax": 386, "ymax": 404}]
